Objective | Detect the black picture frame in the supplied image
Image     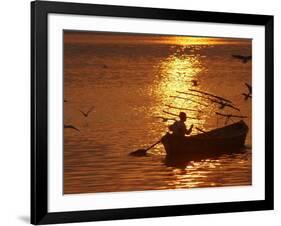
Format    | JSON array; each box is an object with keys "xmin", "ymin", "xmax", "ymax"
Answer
[{"xmin": 31, "ymin": 0, "xmax": 274, "ymax": 224}]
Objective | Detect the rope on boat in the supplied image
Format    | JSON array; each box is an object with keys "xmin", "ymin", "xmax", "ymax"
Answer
[
  {"xmin": 165, "ymin": 105, "xmax": 203, "ymax": 113},
  {"xmin": 169, "ymin": 96, "xmax": 208, "ymax": 107},
  {"xmin": 176, "ymin": 90, "xmax": 240, "ymax": 112},
  {"xmin": 158, "ymin": 88, "xmax": 247, "ymax": 129},
  {"xmin": 215, "ymin": 112, "xmax": 248, "ymax": 125},
  {"xmin": 188, "ymin": 89, "xmax": 233, "ymax": 103},
  {"xmin": 176, "ymin": 91, "xmax": 211, "ymax": 102},
  {"xmin": 215, "ymin": 112, "xmax": 247, "ymax": 118}
]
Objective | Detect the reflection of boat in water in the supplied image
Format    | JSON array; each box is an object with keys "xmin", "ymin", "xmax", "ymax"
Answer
[{"xmin": 161, "ymin": 120, "xmax": 248, "ymax": 161}]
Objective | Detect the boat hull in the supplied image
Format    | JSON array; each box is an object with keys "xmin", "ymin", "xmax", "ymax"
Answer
[{"xmin": 161, "ymin": 120, "xmax": 249, "ymax": 161}]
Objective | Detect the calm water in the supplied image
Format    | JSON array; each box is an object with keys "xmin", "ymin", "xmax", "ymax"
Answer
[{"xmin": 63, "ymin": 32, "xmax": 252, "ymax": 194}]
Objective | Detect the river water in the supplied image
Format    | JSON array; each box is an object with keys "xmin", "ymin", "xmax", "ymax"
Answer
[{"xmin": 63, "ymin": 31, "xmax": 252, "ymax": 194}]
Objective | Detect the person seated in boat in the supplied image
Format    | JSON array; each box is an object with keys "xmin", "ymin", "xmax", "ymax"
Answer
[{"xmin": 168, "ymin": 112, "xmax": 193, "ymax": 137}]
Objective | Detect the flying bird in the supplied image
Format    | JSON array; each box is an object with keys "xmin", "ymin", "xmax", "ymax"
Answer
[
  {"xmin": 64, "ymin": 124, "xmax": 80, "ymax": 132},
  {"xmin": 154, "ymin": 116, "xmax": 175, "ymax": 122},
  {"xmin": 220, "ymin": 102, "xmax": 240, "ymax": 111},
  {"xmin": 245, "ymin": 83, "xmax": 252, "ymax": 94},
  {"xmin": 191, "ymin": 79, "xmax": 198, "ymax": 86},
  {"xmin": 242, "ymin": 93, "xmax": 252, "ymax": 100},
  {"xmin": 211, "ymin": 99, "xmax": 240, "ymax": 111},
  {"xmin": 242, "ymin": 83, "xmax": 252, "ymax": 100},
  {"xmin": 232, "ymin": 55, "xmax": 252, "ymax": 63},
  {"xmin": 79, "ymin": 106, "xmax": 95, "ymax": 117}
]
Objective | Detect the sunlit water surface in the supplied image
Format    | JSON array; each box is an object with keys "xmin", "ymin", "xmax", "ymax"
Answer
[{"xmin": 64, "ymin": 33, "xmax": 252, "ymax": 194}]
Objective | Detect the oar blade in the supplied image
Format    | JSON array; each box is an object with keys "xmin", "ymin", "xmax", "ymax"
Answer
[{"xmin": 129, "ymin": 149, "xmax": 147, "ymax": 157}]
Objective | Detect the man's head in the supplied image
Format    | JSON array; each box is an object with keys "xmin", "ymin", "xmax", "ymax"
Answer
[{"xmin": 179, "ymin": 112, "xmax": 187, "ymax": 121}]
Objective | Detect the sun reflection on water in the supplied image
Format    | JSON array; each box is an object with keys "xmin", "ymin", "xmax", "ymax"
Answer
[
  {"xmin": 64, "ymin": 32, "xmax": 252, "ymax": 194},
  {"xmin": 150, "ymin": 45, "xmax": 232, "ymax": 188},
  {"xmin": 152, "ymin": 48, "xmax": 210, "ymax": 134}
]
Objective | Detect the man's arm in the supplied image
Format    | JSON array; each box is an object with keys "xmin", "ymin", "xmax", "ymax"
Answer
[
  {"xmin": 185, "ymin": 124, "xmax": 194, "ymax": 135},
  {"xmin": 169, "ymin": 122, "xmax": 176, "ymax": 132}
]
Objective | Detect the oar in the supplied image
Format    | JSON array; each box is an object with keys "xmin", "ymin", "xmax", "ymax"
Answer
[
  {"xmin": 129, "ymin": 140, "xmax": 162, "ymax": 157},
  {"xmin": 195, "ymin": 127, "xmax": 207, "ymax": 133},
  {"xmin": 195, "ymin": 127, "xmax": 212, "ymax": 137}
]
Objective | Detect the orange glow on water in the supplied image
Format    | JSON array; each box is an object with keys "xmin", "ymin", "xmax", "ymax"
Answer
[
  {"xmin": 63, "ymin": 31, "xmax": 252, "ymax": 194},
  {"xmin": 151, "ymin": 48, "xmax": 209, "ymax": 137}
]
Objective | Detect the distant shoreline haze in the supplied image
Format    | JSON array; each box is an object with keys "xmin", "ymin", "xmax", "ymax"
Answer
[{"xmin": 64, "ymin": 31, "xmax": 252, "ymax": 46}]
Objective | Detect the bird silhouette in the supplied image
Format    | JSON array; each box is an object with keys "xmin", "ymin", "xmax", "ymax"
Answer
[
  {"xmin": 245, "ymin": 83, "xmax": 252, "ymax": 94},
  {"xmin": 242, "ymin": 93, "xmax": 252, "ymax": 100},
  {"xmin": 211, "ymin": 99, "xmax": 240, "ymax": 111},
  {"xmin": 79, "ymin": 106, "xmax": 95, "ymax": 117},
  {"xmin": 232, "ymin": 55, "xmax": 252, "ymax": 63},
  {"xmin": 64, "ymin": 124, "xmax": 80, "ymax": 132},
  {"xmin": 154, "ymin": 116, "xmax": 175, "ymax": 122},
  {"xmin": 191, "ymin": 79, "xmax": 198, "ymax": 86},
  {"xmin": 242, "ymin": 83, "xmax": 252, "ymax": 100}
]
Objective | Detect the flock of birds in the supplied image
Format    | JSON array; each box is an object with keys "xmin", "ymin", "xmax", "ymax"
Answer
[
  {"xmin": 155, "ymin": 81, "xmax": 251, "ymax": 127},
  {"xmin": 156, "ymin": 54, "xmax": 252, "ymax": 125},
  {"xmin": 186, "ymin": 80, "xmax": 251, "ymax": 103},
  {"xmin": 64, "ymin": 54, "xmax": 252, "ymax": 132},
  {"xmin": 64, "ymin": 101, "xmax": 95, "ymax": 132},
  {"xmin": 185, "ymin": 52, "xmax": 252, "ymax": 113},
  {"xmin": 187, "ymin": 53, "xmax": 252, "ymax": 88},
  {"xmin": 233, "ymin": 54, "xmax": 252, "ymax": 101}
]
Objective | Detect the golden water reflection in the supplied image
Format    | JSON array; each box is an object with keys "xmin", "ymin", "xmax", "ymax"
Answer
[
  {"xmin": 169, "ymin": 159, "xmax": 220, "ymax": 188},
  {"xmin": 64, "ymin": 32, "xmax": 252, "ymax": 193},
  {"xmin": 148, "ymin": 42, "xmax": 251, "ymax": 190},
  {"xmin": 165, "ymin": 154, "xmax": 251, "ymax": 189},
  {"xmin": 153, "ymin": 49, "xmax": 209, "ymax": 136}
]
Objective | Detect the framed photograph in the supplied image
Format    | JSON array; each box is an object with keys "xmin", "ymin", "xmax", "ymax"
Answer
[{"xmin": 31, "ymin": 0, "xmax": 274, "ymax": 224}]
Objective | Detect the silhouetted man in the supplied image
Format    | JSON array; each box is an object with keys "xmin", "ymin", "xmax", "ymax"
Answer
[{"xmin": 169, "ymin": 112, "xmax": 193, "ymax": 137}]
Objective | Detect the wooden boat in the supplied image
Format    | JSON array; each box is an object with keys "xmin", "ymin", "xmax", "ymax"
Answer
[{"xmin": 161, "ymin": 120, "xmax": 248, "ymax": 161}]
